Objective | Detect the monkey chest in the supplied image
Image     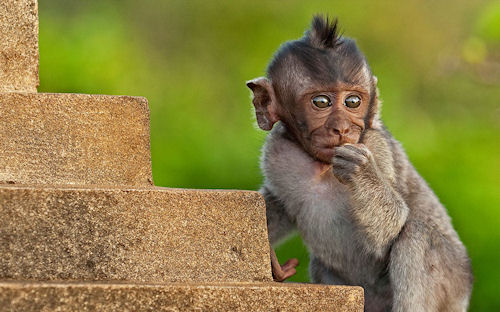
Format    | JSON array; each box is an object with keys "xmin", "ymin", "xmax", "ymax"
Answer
[
  {"xmin": 262, "ymin": 139, "xmax": 364, "ymax": 266},
  {"xmin": 276, "ymin": 170, "xmax": 387, "ymax": 286},
  {"xmin": 281, "ymin": 172, "xmax": 361, "ymax": 263}
]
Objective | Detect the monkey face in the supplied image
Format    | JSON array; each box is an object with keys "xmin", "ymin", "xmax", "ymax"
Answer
[
  {"xmin": 247, "ymin": 74, "xmax": 374, "ymax": 164},
  {"xmin": 290, "ymin": 83, "xmax": 370, "ymax": 163}
]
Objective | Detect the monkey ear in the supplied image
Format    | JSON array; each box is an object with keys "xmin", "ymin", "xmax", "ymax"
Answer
[
  {"xmin": 246, "ymin": 77, "xmax": 280, "ymax": 131},
  {"xmin": 367, "ymin": 76, "xmax": 382, "ymax": 129}
]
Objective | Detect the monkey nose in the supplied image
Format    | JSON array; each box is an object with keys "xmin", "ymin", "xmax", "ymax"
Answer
[
  {"xmin": 338, "ymin": 128, "xmax": 350, "ymax": 135},
  {"xmin": 331, "ymin": 127, "xmax": 350, "ymax": 136},
  {"xmin": 325, "ymin": 116, "xmax": 351, "ymax": 136}
]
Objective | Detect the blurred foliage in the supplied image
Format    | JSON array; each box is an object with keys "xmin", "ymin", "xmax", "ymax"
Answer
[{"xmin": 38, "ymin": 0, "xmax": 499, "ymax": 310}]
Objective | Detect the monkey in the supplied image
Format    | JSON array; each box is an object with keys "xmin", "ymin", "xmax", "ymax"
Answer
[{"xmin": 246, "ymin": 16, "xmax": 473, "ymax": 312}]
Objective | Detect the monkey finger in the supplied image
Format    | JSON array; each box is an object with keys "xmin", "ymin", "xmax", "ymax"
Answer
[
  {"xmin": 343, "ymin": 143, "xmax": 373, "ymax": 162},
  {"xmin": 342, "ymin": 143, "xmax": 370, "ymax": 156},
  {"xmin": 341, "ymin": 143, "xmax": 371, "ymax": 158},
  {"xmin": 332, "ymin": 158, "xmax": 359, "ymax": 183},
  {"xmin": 281, "ymin": 267, "xmax": 297, "ymax": 281},
  {"xmin": 281, "ymin": 258, "xmax": 299, "ymax": 271},
  {"xmin": 273, "ymin": 267, "xmax": 297, "ymax": 282},
  {"xmin": 332, "ymin": 156, "xmax": 359, "ymax": 171},
  {"xmin": 334, "ymin": 145, "xmax": 368, "ymax": 165}
]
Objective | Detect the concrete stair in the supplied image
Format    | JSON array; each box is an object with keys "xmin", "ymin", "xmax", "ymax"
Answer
[
  {"xmin": 0, "ymin": 0, "xmax": 364, "ymax": 310},
  {"xmin": 0, "ymin": 93, "xmax": 153, "ymax": 186},
  {"xmin": 0, "ymin": 0, "xmax": 38, "ymax": 92},
  {"xmin": 0, "ymin": 281, "xmax": 363, "ymax": 312},
  {"xmin": 0, "ymin": 185, "xmax": 271, "ymax": 283}
]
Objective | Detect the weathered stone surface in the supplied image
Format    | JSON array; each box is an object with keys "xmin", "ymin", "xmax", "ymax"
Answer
[
  {"xmin": 0, "ymin": 0, "xmax": 39, "ymax": 92},
  {"xmin": 0, "ymin": 281, "xmax": 364, "ymax": 311},
  {"xmin": 0, "ymin": 185, "xmax": 272, "ymax": 283},
  {"xmin": 0, "ymin": 93, "xmax": 153, "ymax": 186}
]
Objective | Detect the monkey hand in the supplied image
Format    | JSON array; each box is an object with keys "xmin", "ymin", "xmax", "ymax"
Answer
[
  {"xmin": 272, "ymin": 258, "xmax": 299, "ymax": 282},
  {"xmin": 332, "ymin": 143, "xmax": 380, "ymax": 185},
  {"xmin": 270, "ymin": 247, "xmax": 298, "ymax": 282}
]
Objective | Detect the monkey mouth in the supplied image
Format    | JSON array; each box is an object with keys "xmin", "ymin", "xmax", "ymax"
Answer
[
  {"xmin": 315, "ymin": 139, "xmax": 355, "ymax": 163},
  {"xmin": 315, "ymin": 146, "xmax": 336, "ymax": 163},
  {"xmin": 311, "ymin": 136, "xmax": 353, "ymax": 163}
]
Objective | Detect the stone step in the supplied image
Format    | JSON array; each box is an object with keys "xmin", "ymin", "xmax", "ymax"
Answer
[
  {"xmin": 0, "ymin": 185, "xmax": 272, "ymax": 283},
  {"xmin": 0, "ymin": 0, "xmax": 39, "ymax": 92},
  {"xmin": 0, "ymin": 281, "xmax": 364, "ymax": 311},
  {"xmin": 0, "ymin": 93, "xmax": 153, "ymax": 186}
]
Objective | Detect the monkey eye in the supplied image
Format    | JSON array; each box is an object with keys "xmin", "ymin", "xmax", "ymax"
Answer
[
  {"xmin": 312, "ymin": 95, "xmax": 331, "ymax": 108},
  {"xmin": 344, "ymin": 95, "xmax": 361, "ymax": 108}
]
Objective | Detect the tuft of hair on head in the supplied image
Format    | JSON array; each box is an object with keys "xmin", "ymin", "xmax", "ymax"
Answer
[{"xmin": 306, "ymin": 15, "xmax": 342, "ymax": 49}]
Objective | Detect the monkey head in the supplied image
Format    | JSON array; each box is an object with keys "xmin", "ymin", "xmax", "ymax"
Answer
[{"xmin": 247, "ymin": 16, "xmax": 379, "ymax": 164}]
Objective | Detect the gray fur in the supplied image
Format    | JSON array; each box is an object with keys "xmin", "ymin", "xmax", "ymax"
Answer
[
  {"xmin": 250, "ymin": 16, "xmax": 472, "ymax": 311},
  {"xmin": 259, "ymin": 122, "xmax": 472, "ymax": 311}
]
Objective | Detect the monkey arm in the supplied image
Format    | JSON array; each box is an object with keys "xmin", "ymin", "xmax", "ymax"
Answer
[
  {"xmin": 260, "ymin": 186, "xmax": 296, "ymax": 245},
  {"xmin": 332, "ymin": 144, "xmax": 409, "ymax": 258},
  {"xmin": 260, "ymin": 186, "xmax": 299, "ymax": 281}
]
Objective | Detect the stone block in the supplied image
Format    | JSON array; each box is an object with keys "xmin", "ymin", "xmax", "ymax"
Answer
[
  {"xmin": 0, "ymin": 185, "xmax": 272, "ymax": 283},
  {"xmin": 0, "ymin": 0, "xmax": 39, "ymax": 92},
  {"xmin": 0, "ymin": 281, "xmax": 364, "ymax": 311},
  {"xmin": 0, "ymin": 93, "xmax": 153, "ymax": 186}
]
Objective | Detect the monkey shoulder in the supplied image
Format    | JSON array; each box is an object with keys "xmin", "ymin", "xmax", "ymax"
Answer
[{"xmin": 261, "ymin": 123, "xmax": 317, "ymax": 183}]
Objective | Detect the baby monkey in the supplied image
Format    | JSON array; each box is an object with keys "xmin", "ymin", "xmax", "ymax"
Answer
[{"xmin": 247, "ymin": 16, "xmax": 472, "ymax": 311}]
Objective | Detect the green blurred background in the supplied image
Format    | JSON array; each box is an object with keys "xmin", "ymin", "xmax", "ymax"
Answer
[{"xmin": 38, "ymin": 0, "xmax": 499, "ymax": 310}]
